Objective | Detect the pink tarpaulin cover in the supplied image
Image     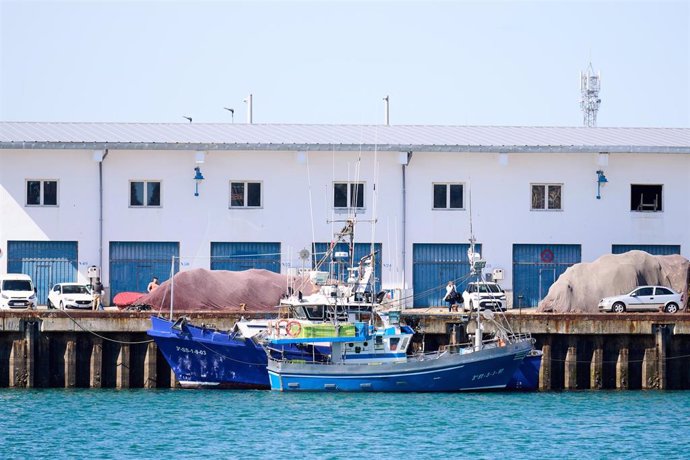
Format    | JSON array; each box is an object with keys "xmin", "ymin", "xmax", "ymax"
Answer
[
  {"xmin": 133, "ymin": 268, "xmax": 317, "ymax": 312},
  {"xmin": 113, "ymin": 291, "xmax": 146, "ymax": 307}
]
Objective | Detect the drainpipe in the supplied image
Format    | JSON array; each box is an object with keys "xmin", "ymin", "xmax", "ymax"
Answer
[
  {"xmin": 401, "ymin": 152, "xmax": 413, "ymax": 307},
  {"xmin": 97, "ymin": 149, "xmax": 109, "ymax": 279}
]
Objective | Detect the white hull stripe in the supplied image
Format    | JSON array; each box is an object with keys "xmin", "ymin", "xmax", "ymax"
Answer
[{"xmin": 268, "ymin": 362, "xmax": 478, "ymax": 379}]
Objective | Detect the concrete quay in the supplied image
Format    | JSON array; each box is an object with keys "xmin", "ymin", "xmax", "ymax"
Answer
[
  {"xmin": 404, "ymin": 309, "xmax": 690, "ymax": 390},
  {"xmin": 1, "ymin": 309, "xmax": 689, "ymax": 390}
]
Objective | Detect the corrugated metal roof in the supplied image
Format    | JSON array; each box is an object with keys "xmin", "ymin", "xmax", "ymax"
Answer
[{"xmin": 1, "ymin": 122, "xmax": 689, "ymax": 153}]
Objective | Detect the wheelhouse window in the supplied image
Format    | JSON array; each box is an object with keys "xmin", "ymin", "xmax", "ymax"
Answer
[
  {"xmin": 433, "ymin": 183, "xmax": 464, "ymax": 209},
  {"xmin": 531, "ymin": 184, "xmax": 562, "ymax": 210},
  {"xmin": 230, "ymin": 181, "xmax": 262, "ymax": 208},
  {"xmin": 631, "ymin": 184, "xmax": 662, "ymax": 212},
  {"xmin": 130, "ymin": 181, "xmax": 161, "ymax": 207},
  {"xmin": 26, "ymin": 180, "xmax": 58, "ymax": 206},
  {"xmin": 333, "ymin": 182, "xmax": 364, "ymax": 209}
]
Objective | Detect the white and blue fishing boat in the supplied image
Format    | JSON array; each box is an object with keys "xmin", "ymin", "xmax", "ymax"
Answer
[
  {"xmin": 266, "ymin": 308, "xmax": 534, "ymax": 392},
  {"xmin": 266, "ymin": 240, "xmax": 536, "ymax": 392}
]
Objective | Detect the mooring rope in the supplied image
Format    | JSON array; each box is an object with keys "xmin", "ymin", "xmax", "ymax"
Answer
[{"xmin": 52, "ymin": 307, "xmax": 154, "ymax": 345}]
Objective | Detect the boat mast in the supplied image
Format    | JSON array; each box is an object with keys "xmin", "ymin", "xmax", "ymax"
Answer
[
  {"xmin": 468, "ymin": 237, "xmax": 485, "ymax": 351},
  {"xmin": 169, "ymin": 255, "xmax": 175, "ymax": 320}
]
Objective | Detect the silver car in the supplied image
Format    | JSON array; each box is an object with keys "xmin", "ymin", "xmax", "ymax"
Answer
[{"xmin": 598, "ymin": 286, "xmax": 683, "ymax": 313}]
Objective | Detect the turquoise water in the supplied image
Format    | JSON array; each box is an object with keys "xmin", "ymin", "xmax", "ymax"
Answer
[{"xmin": 2, "ymin": 389, "xmax": 688, "ymax": 459}]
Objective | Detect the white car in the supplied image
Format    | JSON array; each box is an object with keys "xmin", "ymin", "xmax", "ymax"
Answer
[
  {"xmin": 48, "ymin": 283, "xmax": 93, "ymax": 310},
  {"xmin": 598, "ymin": 286, "xmax": 683, "ymax": 313},
  {"xmin": 0, "ymin": 274, "xmax": 37, "ymax": 309},
  {"xmin": 462, "ymin": 282, "xmax": 507, "ymax": 311}
]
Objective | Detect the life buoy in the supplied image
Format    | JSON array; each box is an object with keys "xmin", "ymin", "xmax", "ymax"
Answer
[
  {"xmin": 286, "ymin": 321, "xmax": 302, "ymax": 337},
  {"xmin": 277, "ymin": 319, "xmax": 290, "ymax": 336}
]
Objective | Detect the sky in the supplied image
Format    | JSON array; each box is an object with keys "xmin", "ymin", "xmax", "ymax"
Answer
[{"xmin": 0, "ymin": 0, "xmax": 688, "ymax": 127}]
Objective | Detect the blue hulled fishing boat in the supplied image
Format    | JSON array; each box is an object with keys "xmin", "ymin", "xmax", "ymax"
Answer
[
  {"xmin": 266, "ymin": 240, "xmax": 536, "ymax": 392},
  {"xmin": 148, "ymin": 316, "xmax": 271, "ymax": 388},
  {"xmin": 266, "ymin": 310, "xmax": 534, "ymax": 392}
]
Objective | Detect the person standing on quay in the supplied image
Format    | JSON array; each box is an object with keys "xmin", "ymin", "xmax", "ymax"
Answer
[
  {"xmin": 147, "ymin": 277, "xmax": 159, "ymax": 293},
  {"xmin": 92, "ymin": 277, "xmax": 104, "ymax": 311},
  {"xmin": 444, "ymin": 281, "xmax": 457, "ymax": 312}
]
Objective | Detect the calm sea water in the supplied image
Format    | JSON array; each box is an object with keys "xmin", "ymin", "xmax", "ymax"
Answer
[{"xmin": 1, "ymin": 389, "xmax": 688, "ymax": 459}]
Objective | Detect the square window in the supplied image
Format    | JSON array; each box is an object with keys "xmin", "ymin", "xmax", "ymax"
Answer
[
  {"xmin": 531, "ymin": 184, "xmax": 561, "ymax": 210},
  {"xmin": 26, "ymin": 180, "xmax": 58, "ymax": 206},
  {"xmin": 333, "ymin": 182, "xmax": 364, "ymax": 209},
  {"xmin": 230, "ymin": 181, "xmax": 262, "ymax": 208},
  {"xmin": 433, "ymin": 183, "xmax": 464, "ymax": 209},
  {"xmin": 631, "ymin": 184, "xmax": 662, "ymax": 212},
  {"xmin": 130, "ymin": 181, "xmax": 161, "ymax": 207}
]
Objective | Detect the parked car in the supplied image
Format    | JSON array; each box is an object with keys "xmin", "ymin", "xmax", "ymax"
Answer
[
  {"xmin": 598, "ymin": 286, "xmax": 682, "ymax": 313},
  {"xmin": 0, "ymin": 274, "xmax": 37, "ymax": 309},
  {"xmin": 48, "ymin": 283, "xmax": 93, "ymax": 310},
  {"xmin": 462, "ymin": 281, "xmax": 507, "ymax": 311}
]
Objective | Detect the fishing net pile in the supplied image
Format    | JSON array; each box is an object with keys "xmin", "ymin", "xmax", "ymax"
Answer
[
  {"xmin": 538, "ymin": 251, "xmax": 689, "ymax": 313},
  {"xmin": 132, "ymin": 268, "xmax": 317, "ymax": 312}
]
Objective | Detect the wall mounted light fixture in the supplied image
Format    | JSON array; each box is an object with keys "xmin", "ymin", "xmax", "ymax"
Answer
[
  {"xmin": 194, "ymin": 166, "xmax": 205, "ymax": 197},
  {"xmin": 596, "ymin": 170, "xmax": 608, "ymax": 199}
]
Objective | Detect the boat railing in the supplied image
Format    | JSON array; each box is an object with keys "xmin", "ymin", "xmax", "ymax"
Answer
[{"xmin": 436, "ymin": 333, "xmax": 533, "ymax": 355}]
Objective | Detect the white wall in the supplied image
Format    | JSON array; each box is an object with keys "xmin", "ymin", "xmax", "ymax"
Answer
[
  {"xmin": 99, "ymin": 149, "xmax": 405, "ymax": 285},
  {"xmin": 1, "ymin": 147, "xmax": 688, "ymax": 294},
  {"xmin": 0, "ymin": 149, "xmax": 101, "ymax": 283},
  {"xmin": 405, "ymin": 151, "xmax": 690, "ymax": 290}
]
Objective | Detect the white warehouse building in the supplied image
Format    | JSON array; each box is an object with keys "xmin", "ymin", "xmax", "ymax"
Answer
[{"xmin": 1, "ymin": 122, "xmax": 688, "ymax": 308}]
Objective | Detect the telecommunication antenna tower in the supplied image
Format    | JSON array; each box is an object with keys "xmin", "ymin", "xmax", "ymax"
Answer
[{"xmin": 580, "ymin": 62, "xmax": 601, "ymax": 127}]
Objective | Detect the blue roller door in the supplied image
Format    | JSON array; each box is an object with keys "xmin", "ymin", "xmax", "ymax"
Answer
[
  {"xmin": 312, "ymin": 242, "xmax": 382, "ymax": 287},
  {"xmin": 412, "ymin": 243, "xmax": 481, "ymax": 308},
  {"xmin": 612, "ymin": 244, "xmax": 681, "ymax": 255},
  {"xmin": 7, "ymin": 241, "xmax": 78, "ymax": 305},
  {"xmin": 210, "ymin": 242, "xmax": 281, "ymax": 272},
  {"xmin": 109, "ymin": 242, "xmax": 179, "ymax": 298},
  {"xmin": 513, "ymin": 244, "xmax": 581, "ymax": 308}
]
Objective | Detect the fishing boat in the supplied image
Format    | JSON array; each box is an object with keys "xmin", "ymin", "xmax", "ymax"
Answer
[
  {"xmin": 147, "ymin": 219, "xmax": 384, "ymax": 389},
  {"xmin": 266, "ymin": 241, "xmax": 536, "ymax": 392},
  {"xmin": 148, "ymin": 316, "xmax": 272, "ymax": 388},
  {"xmin": 266, "ymin": 308, "xmax": 534, "ymax": 392}
]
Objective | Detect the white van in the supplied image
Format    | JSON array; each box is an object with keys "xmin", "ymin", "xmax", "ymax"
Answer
[{"xmin": 0, "ymin": 274, "xmax": 37, "ymax": 309}]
